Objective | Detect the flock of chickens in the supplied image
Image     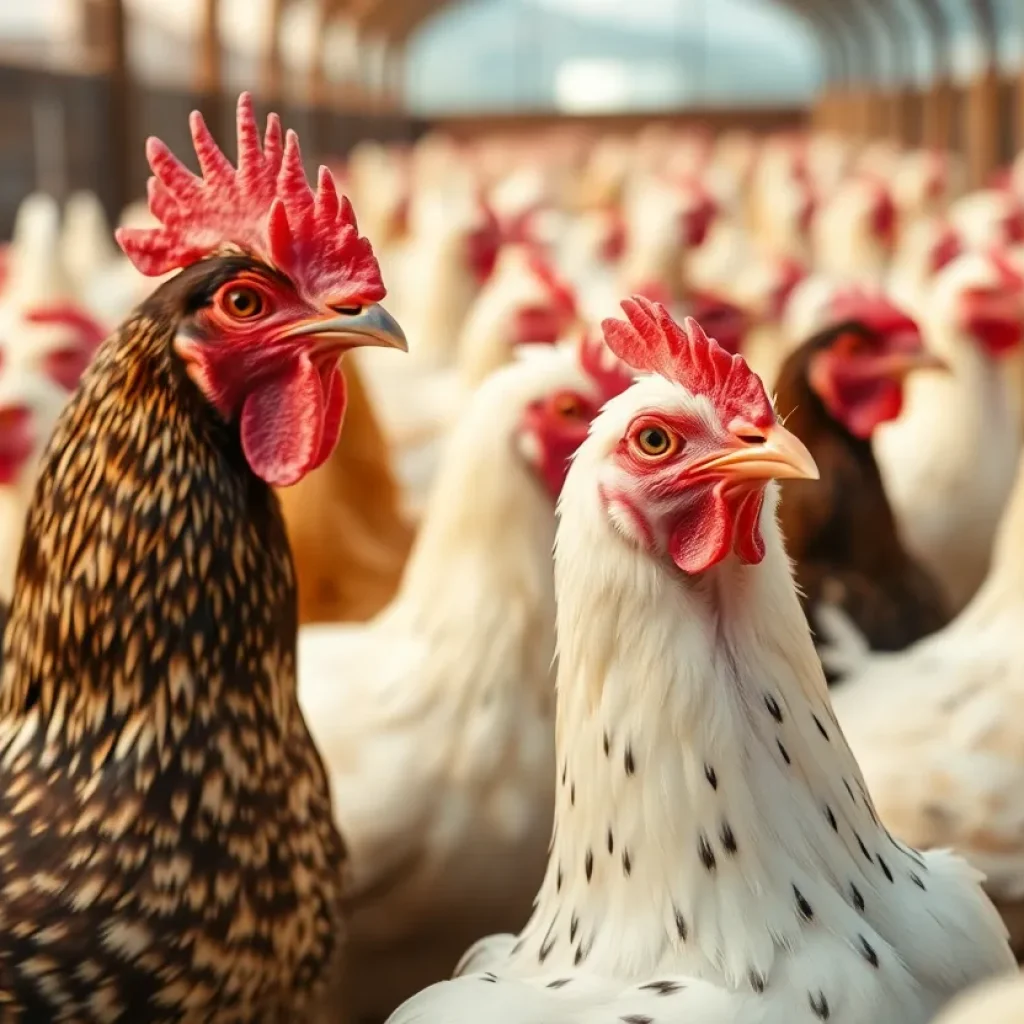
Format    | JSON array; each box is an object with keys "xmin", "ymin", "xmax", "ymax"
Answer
[{"xmin": 0, "ymin": 91, "xmax": 1023, "ymax": 1022}]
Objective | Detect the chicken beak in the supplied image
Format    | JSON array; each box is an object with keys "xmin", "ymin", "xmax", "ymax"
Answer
[
  {"xmin": 872, "ymin": 348, "xmax": 948, "ymax": 379},
  {"xmin": 283, "ymin": 303, "xmax": 408, "ymax": 353},
  {"xmin": 698, "ymin": 423, "xmax": 820, "ymax": 483}
]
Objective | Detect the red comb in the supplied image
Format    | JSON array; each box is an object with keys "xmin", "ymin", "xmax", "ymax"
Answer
[
  {"xmin": 579, "ymin": 330, "xmax": 634, "ymax": 402},
  {"xmin": 602, "ymin": 297, "xmax": 774, "ymax": 428},
  {"xmin": 116, "ymin": 92, "xmax": 384, "ymax": 305},
  {"xmin": 24, "ymin": 304, "xmax": 107, "ymax": 352}
]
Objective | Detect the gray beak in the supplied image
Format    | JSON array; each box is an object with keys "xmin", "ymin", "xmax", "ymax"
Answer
[{"xmin": 284, "ymin": 302, "xmax": 408, "ymax": 352}]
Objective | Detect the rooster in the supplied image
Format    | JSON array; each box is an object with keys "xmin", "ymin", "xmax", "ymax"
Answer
[
  {"xmin": 774, "ymin": 296, "xmax": 950, "ymax": 666},
  {"xmin": 299, "ymin": 336, "xmax": 632, "ymax": 1022},
  {"xmin": 874, "ymin": 250, "xmax": 1024, "ymax": 611},
  {"xmin": 387, "ymin": 300, "xmax": 1013, "ymax": 1024},
  {"xmin": 0, "ymin": 93, "xmax": 406, "ymax": 1019},
  {"xmin": 829, "ymin": 448, "xmax": 1024, "ymax": 956}
]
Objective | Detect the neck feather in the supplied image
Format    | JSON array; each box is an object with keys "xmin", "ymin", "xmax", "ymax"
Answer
[
  {"xmin": 0, "ymin": 312, "xmax": 299, "ymax": 759},
  {"xmin": 392, "ymin": 393, "xmax": 557, "ymax": 699},
  {"xmin": 511, "ymin": 473, "xmax": 925, "ymax": 987}
]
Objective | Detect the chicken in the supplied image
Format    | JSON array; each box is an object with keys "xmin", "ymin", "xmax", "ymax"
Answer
[
  {"xmin": 811, "ymin": 174, "xmax": 897, "ymax": 286},
  {"xmin": 891, "ymin": 149, "xmax": 961, "ymax": 228},
  {"xmin": 387, "ymin": 300, "xmax": 1013, "ymax": 1024},
  {"xmin": 385, "ymin": 173, "xmax": 500, "ymax": 368},
  {"xmin": 277, "ymin": 356, "xmax": 415, "ymax": 624},
  {"xmin": 948, "ymin": 189, "xmax": 1024, "ymax": 251},
  {"xmin": 618, "ymin": 171, "xmax": 716, "ymax": 299},
  {"xmin": 727, "ymin": 251, "xmax": 807, "ymax": 388},
  {"xmin": 0, "ymin": 93, "xmax": 407, "ymax": 1019},
  {"xmin": 60, "ymin": 190, "xmax": 122, "ymax": 300},
  {"xmin": 0, "ymin": 192, "xmax": 107, "ymax": 386},
  {"xmin": 0, "ymin": 299, "xmax": 106, "ymax": 601},
  {"xmin": 874, "ymin": 250, "xmax": 1024, "ymax": 611},
  {"xmin": 455, "ymin": 244, "xmax": 580, "ymax": 389},
  {"xmin": 299, "ymin": 336, "xmax": 632, "ymax": 1023},
  {"xmin": 886, "ymin": 216, "xmax": 964, "ymax": 318},
  {"xmin": 933, "ymin": 973, "xmax": 1024, "ymax": 1023},
  {"xmin": 829, "ymin": 446, "xmax": 1024, "ymax": 956},
  {"xmin": 0, "ymin": 367, "xmax": 70, "ymax": 600},
  {"xmin": 774, "ymin": 296, "xmax": 950, "ymax": 665}
]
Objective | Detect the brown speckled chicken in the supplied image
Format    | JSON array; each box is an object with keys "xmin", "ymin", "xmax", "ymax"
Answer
[{"xmin": 0, "ymin": 93, "xmax": 406, "ymax": 1021}]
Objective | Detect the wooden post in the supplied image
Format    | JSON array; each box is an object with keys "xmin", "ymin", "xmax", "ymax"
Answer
[
  {"xmin": 262, "ymin": 0, "xmax": 286, "ymax": 102},
  {"xmin": 913, "ymin": 0, "xmax": 953, "ymax": 151},
  {"xmin": 195, "ymin": 0, "xmax": 223, "ymax": 131},
  {"xmin": 100, "ymin": 0, "xmax": 132, "ymax": 215},
  {"xmin": 964, "ymin": 0, "xmax": 999, "ymax": 187}
]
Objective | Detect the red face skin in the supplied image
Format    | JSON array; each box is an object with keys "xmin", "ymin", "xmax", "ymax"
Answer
[
  {"xmin": 767, "ymin": 258, "xmax": 808, "ymax": 322},
  {"xmin": 23, "ymin": 305, "xmax": 108, "ymax": 391},
  {"xmin": 871, "ymin": 185, "xmax": 897, "ymax": 250},
  {"xmin": 679, "ymin": 189, "xmax": 718, "ymax": 249},
  {"xmin": 466, "ymin": 205, "xmax": 503, "ymax": 283},
  {"xmin": 958, "ymin": 255, "xmax": 1024, "ymax": 359},
  {"xmin": 520, "ymin": 388, "xmax": 600, "ymax": 498},
  {"xmin": 511, "ymin": 257, "xmax": 579, "ymax": 346},
  {"xmin": 600, "ymin": 210, "xmax": 627, "ymax": 263},
  {"xmin": 601, "ymin": 409, "xmax": 775, "ymax": 574},
  {"xmin": 808, "ymin": 327, "xmax": 933, "ymax": 439},
  {"xmin": 929, "ymin": 228, "xmax": 963, "ymax": 276},
  {"xmin": 174, "ymin": 263, "xmax": 389, "ymax": 487},
  {"xmin": 0, "ymin": 405, "xmax": 34, "ymax": 486}
]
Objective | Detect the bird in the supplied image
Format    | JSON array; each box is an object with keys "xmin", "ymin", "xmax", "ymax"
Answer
[
  {"xmin": 932, "ymin": 972, "xmax": 1024, "ymax": 1024},
  {"xmin": 827, "ymin": 446, "xmax": 1024, "ymax": 956},
  {"xmin": 873, "ymin": 249, "xmax": 1024, "ymax": 612},
  {"xmin": 386, "ymin": 298, "xmax": 1014, "ymax": 1024},
  {"xmin": 0, "ymin": 366, "xmax": 75, "ymax": 600},
  {"xmin": 773, "ymin": 292, "xmax": 950, "ymax": 664},
  {"xmin": 298, "ymin": 336, "xmax": 633, "ymax": 1022},
  {"xmin": 0, "ymin": 92, "xmax": 406, "ymax": 1021}
]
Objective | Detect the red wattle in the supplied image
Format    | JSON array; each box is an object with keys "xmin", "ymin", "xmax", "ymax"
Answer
[{"xmin": 240, "ymin": 354, "xmax": 325, "ymax": 487}]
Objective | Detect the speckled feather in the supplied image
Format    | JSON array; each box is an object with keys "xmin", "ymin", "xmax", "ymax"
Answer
[{"xmin": 0, "ymin": 264, "xmax": 346, "ymax": 1022}]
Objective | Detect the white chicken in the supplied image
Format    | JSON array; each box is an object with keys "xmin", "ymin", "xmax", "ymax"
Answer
[
  {"xmin": 932, "ymin": 973, "xmax": 1024, "ymax": 1024},
  {"xmin": 299, "ymin": 340, "xmax": 632, "ymax": 1022},
  {"xmin": 811, "ymin": 174, "xmax": 897, "ymax": 286},
  {"xmin": 456, "ymin": 244, "xmax": 580, "ymax": 390},
  {"xmin": 0, "ymin": 366, "xmax": 70, "ymax": 599},
  {"xmin": 874, "ymin": 250, "xmax": 1024, "ymax": 611},
  {"xmin": 387, "ymin": 300, "xmax": 1013, "ymax": 1024},
  {"xmin": 829, "ymin": 446, "xmax": 1024, "ymax": 955}
]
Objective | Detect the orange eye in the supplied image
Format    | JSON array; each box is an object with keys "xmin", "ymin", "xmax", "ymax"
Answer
[
  {"xmin": 552, "ymin": 392, "xmax": 586, "ymax": 419},
  {"xmin": 221, "ymin": 286, "xmax": 264, "ymax": 319},
  {"xmin": 634, "ymin": 424, "xmax": 678, "ymax": 458}
]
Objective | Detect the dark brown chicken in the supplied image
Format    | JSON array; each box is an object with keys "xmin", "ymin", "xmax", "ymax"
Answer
[
  {"xmin": 0, "ymin": 94, "xmax": 406, "ymax": 1021},
  {"xmin": 775, "ymin": 299, "xmax": 950, "ymax": 667}
]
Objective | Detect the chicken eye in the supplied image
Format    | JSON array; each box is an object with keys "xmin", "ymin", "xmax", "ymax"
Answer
[
  {"xmin": 222, "ymin": 287, "xmax": 264, "ymax": 319},
  {"xmin": 636, "ymin": 426, "xmax": 675, "ymax": 457},
  {"xmin": 552, "ymin": 392, "xmax": 586, "ymax": 419}
]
